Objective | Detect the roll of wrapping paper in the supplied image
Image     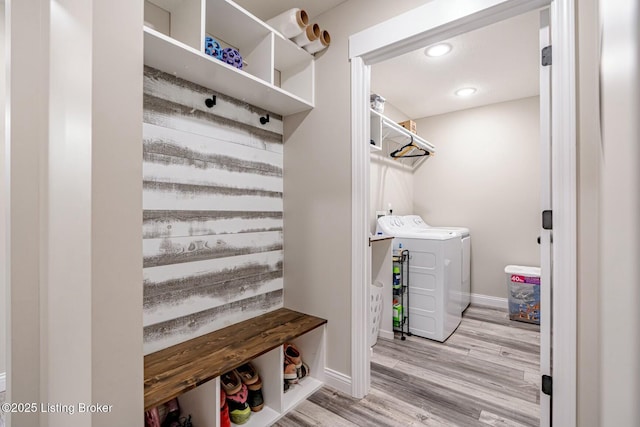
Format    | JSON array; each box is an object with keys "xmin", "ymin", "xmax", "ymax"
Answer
[
  {"xmin": 304, "ymin": 29, "xmax": 331, "ymax": 54},
  {"xmin": 293, "ymin": 23, "xmax": 320, "ymax": 47},
  {"xmin": 266, "ymin": 8, "xmax": 308, "ymax": 39}
]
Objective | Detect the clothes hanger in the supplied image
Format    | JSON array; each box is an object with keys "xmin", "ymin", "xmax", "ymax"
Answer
[{"xmin": 390, "ymin": 136, "xmax": 431, "ymax": 158}]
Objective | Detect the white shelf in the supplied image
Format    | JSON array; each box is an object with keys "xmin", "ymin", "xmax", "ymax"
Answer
[
  {"xmin": 231, "ymin": 406, "xmax": 280, "ymax": 427},
  {"xmin": 143, "ymin": 0, "xmax": 315, "ymax": 116},
  {"xmin": 163, "ymin": 325, "xmax": 326, "ymax": 427},
  {"xmin": 144, "ymin": 27, "xmax": 314, "ymax": 116},
  {"xmin": 283, "ymin": 377, "xmax": 323, "ymax": 413},
  {"xmin": 370, "ymin": 109, "xmax": 435, "ymax": 169}
]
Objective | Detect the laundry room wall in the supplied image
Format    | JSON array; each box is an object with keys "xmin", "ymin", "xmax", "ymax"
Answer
[
  {"xmin": 370, "ymin": 101, "xmax": 414, "ymax": 232},
  {"xmin": 413, "ymin": 96, "xmax": 540, "ymax": 300}
]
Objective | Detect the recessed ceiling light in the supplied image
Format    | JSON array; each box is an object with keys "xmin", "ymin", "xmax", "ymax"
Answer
[
  {"xmin": 455, "ymin": 87, "xmax": 477, "ymax": 97},
  {"xmin": 424, "ymin": 43, "xmax": 452, "ymax": 57}
]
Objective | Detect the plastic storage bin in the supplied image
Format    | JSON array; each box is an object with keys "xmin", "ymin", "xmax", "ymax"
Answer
[
  {"xmin": 369, "ymin": 281, "xmax": 384, "ymax": 346},
  {"xmin": 505, "ymin": 265, "xmax": 541, "ymax": 324}
]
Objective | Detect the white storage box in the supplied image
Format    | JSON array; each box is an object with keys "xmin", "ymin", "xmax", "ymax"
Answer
[
  {"xmin": 370, "ymin": 93, "xmax": 385, "ymax": 113},
  {"xmin": 505, "ymin": 265, "xmax": 541, "ymax": 324}
]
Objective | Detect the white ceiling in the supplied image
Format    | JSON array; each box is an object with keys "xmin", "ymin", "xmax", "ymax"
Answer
[
  {"xmin": 371, "ymin": 10, "xmax": 541, "ymax": 120},
  {"xmin": 232, "ymin": 0, "xmax": 348, "ymax": 23}
]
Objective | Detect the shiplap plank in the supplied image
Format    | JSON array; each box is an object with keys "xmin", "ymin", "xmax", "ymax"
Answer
[
  {"xmin": 143, "ymin": 66, "xmax": 284, "ymax": 135},
  {"xmin": 143, "ymin": 230, "xmax": 283, "ymax": 268},
  {"xmin": 142, "ymin": 210, "xmax": 282, "ymax": 239},
  {"xmin": 144, "ymin": 94, "xmax": 283, "ymax": 154},
  {"xmin": 144, "ymin": 158, "xmax": 282, "ymax": 193},
  {"xmin": 143, "ymin": 250, "xmax": 283, "ymax": 288},
  {"xmin": 143, "ymin": 289, "xmax": 284, "ymax": 355},
  {"xmin": 143, "ymin": 123, "xmax": 283, "ymax": 172},
  {"xmin": 143, "ymin": 181, "xmax": 283, "ymax": 211},
  {"xmin": 144, "ymin": 276, "xmax": 283, "ymax": 327}
]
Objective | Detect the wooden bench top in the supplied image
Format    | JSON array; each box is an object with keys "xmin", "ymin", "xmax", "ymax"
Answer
[{"xmin": 144, "ymin": 308, "xmax": 327, "ymax": 410}]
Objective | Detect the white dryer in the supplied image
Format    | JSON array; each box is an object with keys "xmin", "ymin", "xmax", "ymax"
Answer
[
  {"xmin": 377, "ymin": 216, "xmax": 462, "ymax": 342},
  {"xmin": 403, "ymin": 215, "xmax": 471, "ymax": 312}
]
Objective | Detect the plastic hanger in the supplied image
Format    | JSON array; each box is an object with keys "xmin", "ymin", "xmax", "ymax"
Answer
[{"xmin": 390, "ymin": 136, "xmax": 431, "ymax": 158}]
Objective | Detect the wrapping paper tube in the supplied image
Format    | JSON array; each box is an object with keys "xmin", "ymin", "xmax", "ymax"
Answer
[
  {"xmin": 304, "ymin": 29, "xmax": 331, "ymax": 54},
  {"xmin": 293, "ymin": 23, "xmax": 320, "ymax": 47},
  {"xmin": 266, "ymin": 8, "xmax": 308, "ymax": 39}
]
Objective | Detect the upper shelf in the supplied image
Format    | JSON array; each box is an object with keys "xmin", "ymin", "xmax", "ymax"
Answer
[
  {"xmin": 144, "ymin": 28, "xmax": 313, "ymax": 116},
  {"xmin": 143, "ymin": 0, "xmax": 315, "ymax": 116},
  {"xmin": 370, "ymin": 109, "xmax": 436, "ymax": 169}
]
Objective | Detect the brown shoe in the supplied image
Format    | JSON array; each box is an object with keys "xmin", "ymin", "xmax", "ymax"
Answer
[
  {"xmin": 284, "ymin": 361, "xmax": 298, "ymax": 384},
  {"xmin": 284, "ymin": 343, "xmax": 302, "ymax": 369},
  {"xmin": 220, "ymin": 370, "xmax": 242, "ymax": 395},
  {"xmin": 234, "ymin": 362, "xmax": 259, "ymax": 386}
]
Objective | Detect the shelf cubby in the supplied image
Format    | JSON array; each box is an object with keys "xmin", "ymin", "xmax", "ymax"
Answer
[
  {"xmin": 143, "ymin": 0, "xmax": 315, "ymax": 116},
  {"xmin": 144, "ymin": 0, "xmax": 204, "ymax": 51}
]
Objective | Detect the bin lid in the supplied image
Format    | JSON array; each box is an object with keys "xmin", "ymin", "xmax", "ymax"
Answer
[{"xmin": 505, "ymin": 265, "xmax": 541, "ymax": 276}]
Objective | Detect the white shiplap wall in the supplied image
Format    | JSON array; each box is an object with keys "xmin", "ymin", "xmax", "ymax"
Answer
[{"xmin": 142, "ymin": 67, "xmax": 284, "ymax": 354}]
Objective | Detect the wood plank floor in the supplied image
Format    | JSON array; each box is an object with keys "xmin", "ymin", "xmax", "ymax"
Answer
[{"xmin": 275, "ymin": 305, "xmax": 540, "ymax": 427}]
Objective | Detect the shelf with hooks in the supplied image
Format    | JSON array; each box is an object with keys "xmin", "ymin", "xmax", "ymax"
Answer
[
  {"xmin": 143, "ymin": 0, "xmax": 315, "ymax": 116},
  {"xmin": 370, "ymin": 109, "xmax": 436, "ymax": 169}
]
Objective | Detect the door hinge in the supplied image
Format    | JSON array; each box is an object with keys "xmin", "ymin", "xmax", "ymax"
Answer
[
  {"xmin": 541, "ymin": 45, "xmax": 552, "ymax": 66},
  {"xmin": 542, "ymin": 375, "xmax": 553, "ymax": 396},
  {"xmin": 542, "ymin": 210, "xmax": 553, "ymax": 230}
]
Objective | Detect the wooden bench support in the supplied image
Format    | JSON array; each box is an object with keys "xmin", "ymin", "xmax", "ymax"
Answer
[{"xmin": 144, "ymin": 308, "xmax": 327, "ymax": 411}]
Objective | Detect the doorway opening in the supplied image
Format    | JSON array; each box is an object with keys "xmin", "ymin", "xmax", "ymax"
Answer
[
  {"xmin": 368, "ymin": 9, "xmax": 544, "ymax": 426},
  {"xmin": 350, "ymin": 1, "xmax": 577, "ymax": 427}
]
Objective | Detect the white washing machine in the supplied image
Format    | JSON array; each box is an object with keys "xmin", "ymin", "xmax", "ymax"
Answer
[
  {"xmin": 377, "ymin": 216, "xmax": 462, "ymax": 342},
  {"xmin": 403, "ymin": 215, "xmax": 471, "ymax": 312}
]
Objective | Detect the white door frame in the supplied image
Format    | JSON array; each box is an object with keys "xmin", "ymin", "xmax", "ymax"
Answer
[{"xmin": 349, "ymin": 1, "xmax": 577, "ymax": 426}]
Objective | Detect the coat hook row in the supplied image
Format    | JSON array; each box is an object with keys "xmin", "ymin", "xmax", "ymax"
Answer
[{"xmin": 204, "ymin": 95, "xmax": 217, "ymax": 108}]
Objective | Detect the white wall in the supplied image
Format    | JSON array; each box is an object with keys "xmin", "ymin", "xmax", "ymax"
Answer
[
  {"xmin": 599, "ymin": 0, "xmax": 640, "ymax": 425},
  {"xmin": 283, "ymin": 0, "xmax": 431, "ymax": 378},
  {"xmin": 370, "ymin": 101, "xmax": 414, "ymax": 232},
  {"xmin": 576, "ymin": 0, "xmax": 601, "ymax": 425},
  {"xmin": 413, "ymin": 97, "xmax": 540, "ymax": 298},
  {"xmin": 6, "ymin": 1, "xmax": 143, "ymax": 425},
  {"xmin": 0, "ymin": 0, "xmax": 6, "ymax": 384}
]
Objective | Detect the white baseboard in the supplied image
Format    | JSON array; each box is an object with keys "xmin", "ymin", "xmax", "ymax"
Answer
[
  {"xmin": 470, "ymin": 293, "xmax": 508, "ymax": 310},
  {"xmin": 377, "ymin": 329, "xmax": 394, "ymax": 341},
  {"xmin": 0, "ymin": 372, "xmax": 5, "ymax": 392},
  {"xmin": 324, "ymin": 368, "xmax": 351, "ymax": 395}
]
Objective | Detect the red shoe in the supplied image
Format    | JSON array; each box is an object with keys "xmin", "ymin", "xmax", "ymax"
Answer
[{"xmin": 220, "ymin": 389, "xmax": 231, "ymax": 427}]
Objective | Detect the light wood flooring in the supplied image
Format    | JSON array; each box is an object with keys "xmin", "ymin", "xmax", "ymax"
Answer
[{"xmin": 275, "ymin": 305, "xmax": 540, "ymax": 427}]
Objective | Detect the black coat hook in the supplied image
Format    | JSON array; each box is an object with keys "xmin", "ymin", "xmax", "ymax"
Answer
[
  {"xmin": 260, "ymin": 114, "xmax": 270, "ymax": 125},
  {"xmin": 204, "ymin": 95, "xmax": 217, "ymax": 108}
]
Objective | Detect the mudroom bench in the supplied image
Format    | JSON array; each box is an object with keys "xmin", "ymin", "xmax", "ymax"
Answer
[{"xmin": 144, "ymin": 308, "xmax": 327, "ymax": 426}]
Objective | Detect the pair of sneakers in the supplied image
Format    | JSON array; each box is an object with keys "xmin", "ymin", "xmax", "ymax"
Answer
[
  {"xmin": 144, "ymin": 399, "xmax": 192, "ymax": 427},
  {"xmin": 283, "ymin": 343, "xmax": 310, "ymax": 386},
  {"xmin": 221, "ymin": 363, "xmax": 264, "ymax": 425}
]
